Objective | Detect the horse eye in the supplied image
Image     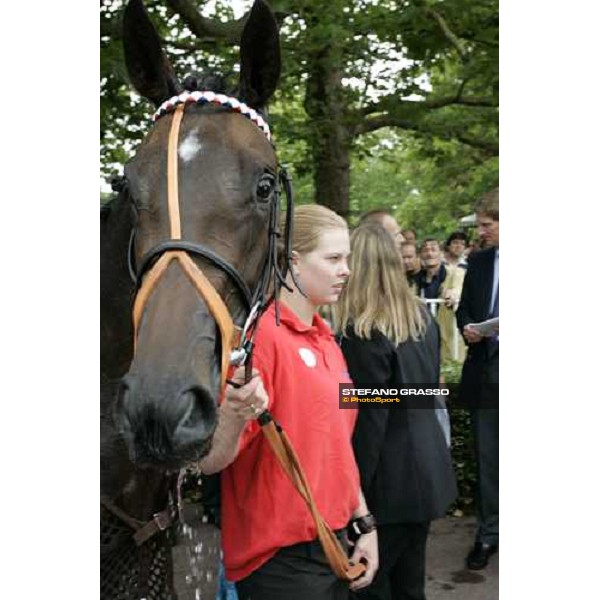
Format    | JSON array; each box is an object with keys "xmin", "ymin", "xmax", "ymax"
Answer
[{"xmin": 256, "ymin": 173, "xmax": 275, "ymax": 201}]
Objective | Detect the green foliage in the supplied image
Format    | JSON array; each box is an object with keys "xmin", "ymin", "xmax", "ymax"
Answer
[
  {"xmin": 448, "ymin": 406, "xmax": 477, "ymax": 513},
  {"xmin": 100, "ymin": 0, "xmax": 242, "ymax": 184},
  {"xmin": 100, "ymin": 0, "xmax": 498, "ymax": 220},
  {"xmin": 347, "ymin": 128, "xmax": 498, "ymax": 236},
  {"xmin": 442, "ymin": 360, "xmax": 476, "ymax": 513},
  {"xmin": 395, "ymin": 138, "xmax": 499, "ymax": 239}
]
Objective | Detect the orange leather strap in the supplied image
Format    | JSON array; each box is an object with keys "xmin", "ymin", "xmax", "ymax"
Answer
[
  {"xmin": 176, "ymin": 252, "xmax": 236, "ymax": 391},
  {"xmin": 132, "ymin": 252, "xmax": 174, "ymax": 353},
  {"xmin": 260, "ymin": 419, "xmax": 367, "ymax": 581},
  {"xmin": 167, "ymin": 104, "xmax": 185, "ymax": 239}
]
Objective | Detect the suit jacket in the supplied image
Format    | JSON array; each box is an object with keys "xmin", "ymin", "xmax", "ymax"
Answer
[
  {"xmin": 341, "ymin": 311, "xmax": 457, "ymax": 525},
  {"xmin": 456, "ymin": 247, "xmax": 499, "ymax": 407}
]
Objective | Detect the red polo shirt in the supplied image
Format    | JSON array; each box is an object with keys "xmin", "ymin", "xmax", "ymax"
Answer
[{"xmin": 220, "ymin": 302, "xmax": 359, "ymax": 581}]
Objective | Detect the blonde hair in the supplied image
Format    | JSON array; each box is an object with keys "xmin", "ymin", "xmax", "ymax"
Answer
[
  {"xmin": 278, "ymin": 205, "xmax": 348, "ymax": 268},
  {"xmin": 334, "ymin": 223, "xmax": 427, "ymax": 345}
]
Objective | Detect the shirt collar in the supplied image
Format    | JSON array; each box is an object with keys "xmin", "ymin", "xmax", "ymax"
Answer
[{"xmin": 269, "ymin": 301, "xmax": 334, "ymax": 338}]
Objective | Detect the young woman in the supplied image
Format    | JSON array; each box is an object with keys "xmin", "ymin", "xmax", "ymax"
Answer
[
  {"xmin": 335, "ymin": 223, "xmax": 457, "ymax": 600},
  {"xmin": 199, "ymin": 205, "xmax": 379, "ymax": 600}
]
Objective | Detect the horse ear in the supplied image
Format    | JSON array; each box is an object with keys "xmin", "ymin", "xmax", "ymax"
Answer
[
  {"xmin": 122, "ymin": 0, "xmax": 181, "ymax": 107},
  {"xmin": 238, "ymin": 0, "xmax": 281, "ymax": 109}
]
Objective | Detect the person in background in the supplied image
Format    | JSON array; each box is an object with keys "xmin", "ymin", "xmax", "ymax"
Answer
[
  {"xmin": 456, "ymin": 188, "xmax": 499, "ymax": 571},
  {"xmin": 358, "ymin": 209, "xmax": 405, "ymax": 251},
  {"xmin": 335, "ymin": 223, "xmax": 457, "ymax": 600},
  {"xmin": 415, "ymin": 239, "xmax": 446, "ymax": 300},
  {"xmin": 199, "ymin": 205, "xmax": 379, "ymax": 600},
  {"xmin": 400, "ymin": 242, "xmax": 420, "ymax": 294},
  {"xmin": 438, "ymin": 232, "xmax": 469, "ymax": 363},
  {"xmin": 443, "ymin": 231, "xmax": 468, "ymax": 269},
  {"xmin": 402, "ymin": 228, "xmax": 417, "ymax": 245}
]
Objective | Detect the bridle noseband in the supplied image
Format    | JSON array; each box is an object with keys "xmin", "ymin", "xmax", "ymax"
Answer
[{"xmin": 128, "ymin": 92, "xmax": 294, "ymax": 393}]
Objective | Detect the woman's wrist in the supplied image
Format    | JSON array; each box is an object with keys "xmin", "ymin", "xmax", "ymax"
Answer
[{"xmin": 349, "ymin": 513, "xmax": 377, "ymax": 535}]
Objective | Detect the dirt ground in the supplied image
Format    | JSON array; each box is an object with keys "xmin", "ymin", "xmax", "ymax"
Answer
[{"xmin": 426, "ymin": 516, "xmax": 498, "ymax": 600}]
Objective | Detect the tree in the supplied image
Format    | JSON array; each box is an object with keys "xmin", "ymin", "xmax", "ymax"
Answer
[{"xmin": 101, "ymin": 0, "xmax": 498, "ymax": 221}]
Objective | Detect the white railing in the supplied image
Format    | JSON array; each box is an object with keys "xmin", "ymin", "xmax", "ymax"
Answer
[{"xmin": 421, "ymin": 298, "xmax": 461, "ymax": 361}]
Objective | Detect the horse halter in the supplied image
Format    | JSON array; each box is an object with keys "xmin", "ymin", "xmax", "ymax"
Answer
[{"xmin": 130, "ymin": 92, "xmax": 294, "ymax": 393}]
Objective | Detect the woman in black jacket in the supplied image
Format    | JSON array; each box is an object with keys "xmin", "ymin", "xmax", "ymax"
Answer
[{"xmin": 335, "ymin": 223, "xmax": 457, "ymax": 600}]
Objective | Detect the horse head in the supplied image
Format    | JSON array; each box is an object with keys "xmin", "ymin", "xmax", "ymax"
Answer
[{"xmin": 113, "ymin": 0, "xmax": 281, "ymax": 470}]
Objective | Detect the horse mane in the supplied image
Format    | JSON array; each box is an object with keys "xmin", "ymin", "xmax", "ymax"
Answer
[
  {"xmin": 101, "ymin": 175, "xmax": 130, "ymax": 222},
  {"xmin": 182, "ymin": 73, "xmax": 229, "ymax": 94},
  {"xmin": 182, "ymin": 72, "xmax": 269, "ymax": 118}
]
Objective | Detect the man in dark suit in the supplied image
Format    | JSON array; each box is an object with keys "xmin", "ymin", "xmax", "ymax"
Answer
[{"xmin": 456, "ymin": 188, "xmax": 499, "ymax": 570}]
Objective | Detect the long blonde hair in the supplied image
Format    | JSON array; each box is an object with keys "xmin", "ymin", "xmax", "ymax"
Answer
[{"xmin": 334, "ymin": 222, "xmax": 427, "ymax": 344}]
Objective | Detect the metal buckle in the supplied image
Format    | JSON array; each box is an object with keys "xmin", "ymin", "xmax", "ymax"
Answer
[
  {"xmin": 230, "ymin": 302, "xmax": 261, "ymax": 366},
  {"xmin": 153, "ymin": 508, "xmax": 174, "ymax": 531}
]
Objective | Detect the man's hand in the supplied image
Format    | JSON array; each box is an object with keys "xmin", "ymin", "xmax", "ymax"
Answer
[
  {"xmin": 349, "ymin": 530, "xmax": 379, "ymax": 591},
  {"xmin": 463, "ymin": 324, "xmax": 483, "ymax": 344},
  {"xmin": 443, "ymin": 290, "xmax": 458, "ymax": 309},
  {"xmin": 222, "ymin": 367, "xmax": 269, "ymax": 423}
]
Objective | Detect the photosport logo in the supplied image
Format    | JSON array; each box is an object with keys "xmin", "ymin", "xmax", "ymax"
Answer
[{"xmin": 337, "ymin": 383, "xmax": 498, "ymax": 409}]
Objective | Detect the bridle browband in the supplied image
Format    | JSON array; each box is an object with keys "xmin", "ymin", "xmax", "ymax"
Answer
[
  {"xmin": 129, "ymin": 93, "xmax": 295, "ymax": 392},
  {"xmin": 153, "ymin": 90, "xmax": 272, "ymax": 140}
]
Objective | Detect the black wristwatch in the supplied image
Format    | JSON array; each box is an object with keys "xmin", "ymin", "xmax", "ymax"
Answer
[{"xmin": 349, "ymin": 513, "xmax": 377, "ymax": 538}]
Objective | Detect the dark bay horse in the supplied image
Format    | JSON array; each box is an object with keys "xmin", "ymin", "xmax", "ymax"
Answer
[{"xmin": 101, "ymin": 1, "xmax": 287, "ymax": 597}]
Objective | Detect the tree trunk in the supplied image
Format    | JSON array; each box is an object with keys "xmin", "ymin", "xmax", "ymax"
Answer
[
  {"xmin": 304, "ymin": 38, "xmax": 351, "ymax": 218},
  {"xmin": 312, "ymin": 120, "xmax": 351, "ymax": 219}
]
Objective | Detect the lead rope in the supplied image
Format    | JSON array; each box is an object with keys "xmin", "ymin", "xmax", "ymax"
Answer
[
  {"xmin": 234, "ymin": 350, "xmax": 366, "ymax": 579},
  {"xmin": 255, "ymin": 409, "xmax": 367, "ymax": 581}
]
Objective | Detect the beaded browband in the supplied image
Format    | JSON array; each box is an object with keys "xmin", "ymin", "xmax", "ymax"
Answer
[{"xmin": 152, "ymin": 91, "xmax": 271, "ymax": 142}]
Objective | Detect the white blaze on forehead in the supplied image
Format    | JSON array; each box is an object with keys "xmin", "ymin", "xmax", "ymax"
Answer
[{"xmin": 178, "ymin": 131, "xmax": 203, "ymax": 162}]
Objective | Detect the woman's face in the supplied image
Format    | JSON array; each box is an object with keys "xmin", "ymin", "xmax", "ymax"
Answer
[{"xmin": 295, "ymin": 227, "xmax": 351, "ymax": 306}]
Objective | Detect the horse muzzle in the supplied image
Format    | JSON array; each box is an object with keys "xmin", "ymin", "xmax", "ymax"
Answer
[{"xmin": 115, "ymin": 375, "xmax": 217, "ymax": 469}]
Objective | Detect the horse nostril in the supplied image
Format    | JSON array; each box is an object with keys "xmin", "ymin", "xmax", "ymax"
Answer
[{"xmin": 175, "ymin": 386, "xmax": 217, "ymax": 443}]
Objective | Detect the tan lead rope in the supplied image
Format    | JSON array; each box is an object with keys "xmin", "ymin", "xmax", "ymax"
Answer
[{"xmin": 260, "ymin": 419, "xmax": 367, "ymax": 581}]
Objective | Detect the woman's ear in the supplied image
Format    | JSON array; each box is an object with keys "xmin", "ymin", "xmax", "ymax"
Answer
[{"xmin": 290, "ymin": 250, "xmax": 300, "ymax": 275}]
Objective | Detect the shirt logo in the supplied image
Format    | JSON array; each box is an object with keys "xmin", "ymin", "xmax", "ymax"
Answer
[{"xmin": 298, "ymin": 348, "xmax": 317, "ymax": 368}]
